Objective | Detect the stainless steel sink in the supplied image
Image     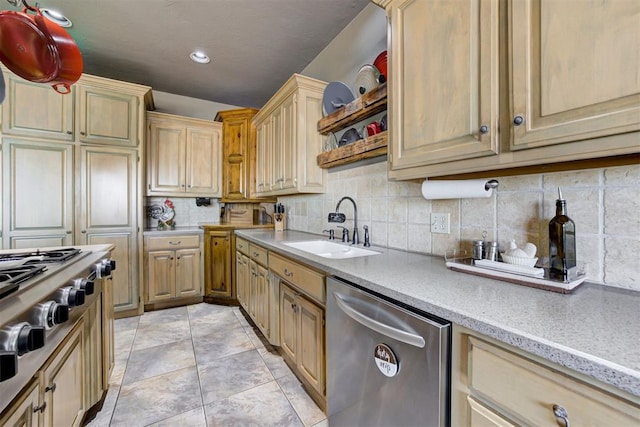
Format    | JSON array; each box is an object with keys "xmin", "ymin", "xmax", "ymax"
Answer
[{"xmin": 282, "ymin": 240, "xmax": 380, "ymax": 259}]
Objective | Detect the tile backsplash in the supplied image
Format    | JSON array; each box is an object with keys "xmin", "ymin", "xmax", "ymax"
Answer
[
  {"xmin": 145, "ymin": 197, "xmax": 221, "ymax": 228},
  {"xmin": 280, "ymin": 161, "xmax": 640, "ymax": 291}
]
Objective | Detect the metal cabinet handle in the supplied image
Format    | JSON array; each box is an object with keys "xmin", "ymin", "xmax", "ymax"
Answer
[
  {"xmin": 169, "ymin": 241, "xmax": 181, "ymax": 245},
  {"xmin": 33, "ymin": 402, "xmax": 46, "ymax": 413},
  {"xmin": 81, "ymin": 230, "xmax": 86, "ymax": 234},
  {"xmin": 45, "ymin": 383, "xmax": 56, "ymax": 393},
  {"xmin": 66, "ymin": 230, "xmax": 72, "ymax": 234},
  {"xmin": 283, "ymin": 268, "xmax": 293, "ymax": 277},
  {"xmin": 66, "ymin": 130, "xmax": 72, "ymax": 135},
  {"xmin": 253, "ymin": 252, "xmax": 260, "ymax": 257},
  {"xmin": 553, "ymin": 404, "xmax": 570, "ymax": 427},
  {"xmin": 333, "ymin": 292, "xmax": 426, "ymax": 348},
  {"xmin": 513, "ymin": 115, "xmax": 524, "ymax": 126},
  {"xmin": 479, "ymin": 125, "xmax": 489, "ymax": 134},
  {"xmin": 80, "ymin": 131, "xmax": 86, "ymax": 136}
]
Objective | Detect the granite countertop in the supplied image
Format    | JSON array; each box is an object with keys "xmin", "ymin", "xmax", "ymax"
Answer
[
  {"xmin": 143, "ymin": 226, "xmax": 204, "ymax": 235},
  {"xmin": 236, "ymin": 229, "xmax": 640, "ymax": 399}
]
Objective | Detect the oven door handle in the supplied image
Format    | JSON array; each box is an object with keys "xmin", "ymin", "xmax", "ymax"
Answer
[{"xmin": 333, "ymin": 292, "xmax": 426, "ymax": 348}]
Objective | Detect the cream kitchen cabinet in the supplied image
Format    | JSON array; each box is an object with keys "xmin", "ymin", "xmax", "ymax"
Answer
[
  {"xmin": 253, "ymin": 74, "xmax": 327, "ymax": 197},
  {"xmin": 144, "ymin": 234, "xmax": 202, "ymax": 306},
  {"xmin": 373, "ymin": 0, "xmax": 640, "ymax": 180},
  {"xmin": 236, "ymin": 251, "xmax": 250, "ymax": 311},
  {"xmin": 1, "ymin": 74, "xmax": 75, "ymax": 142},
  {"xmin": 1, "ymin": 139, "xmax": 74, "ymax": 249},
  {"xmin": 77, "ymin": 145, "xmax": 141, "ymax": 315},
  {"xmin": 272, "ymin": 251, "xmax": 325, "ymax": 404},
  {"xmin": 451, "ymin": 325, "xmax": 640, "ymax": 426},
  {"xmin": 146, "ymin": 112, "xmax": 222, "ymax": 197},
  {"xmin": 0, "ymin": 380, "xmax": 40, "ymax": 427}
]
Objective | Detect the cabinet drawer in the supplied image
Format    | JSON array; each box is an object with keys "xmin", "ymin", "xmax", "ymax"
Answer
[
  {"xmin": 249, "ymin": 243, "xmax": 268, "ymax": 266},
  {"xmin": 468, "ymin": 337, "xmax": 640, "ymax": 425},
  {"xmin": 269, "ymin": 252, "xmax": 325, "ymax": 304},
  {"xmin": 144, "ymin": 235, "xmax": 199, "ymax": 251},
  {"xmin": 236, "ymin": 237, "xmax": 250, "ymax": 256}
]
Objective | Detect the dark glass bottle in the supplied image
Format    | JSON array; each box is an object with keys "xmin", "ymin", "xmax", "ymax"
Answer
[{"xmin": 549, "ymin": 188, "xmax": 576, "ymax": 279}]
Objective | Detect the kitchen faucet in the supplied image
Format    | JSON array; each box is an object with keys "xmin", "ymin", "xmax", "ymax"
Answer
[{"xmin": 329, "ymin": 196, "xmax": 359, "ymax": 245}]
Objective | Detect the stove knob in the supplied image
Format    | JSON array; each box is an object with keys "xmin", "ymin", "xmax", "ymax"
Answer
[
  {"xmin": 101, "ymin": 259, "xmax": 112, "ymax": 276},
  {"xmin": 73, "ymin": 278, "xmax": 95, "ymax": 296},
  {"xmin": 109, "ymin": 259, "xmax": 117, "ymax": 271},
  {"xmin": 2, "ymin": 323, "xmax": 46, "ymax": 356},
  {"xmin": 32, "ymin": 301, "xmax": 70, "ymax": 329},
  {"xmin": 0, "ymin": 351, "xmax": 18, "ymax": 382},
  {"xmin": 56, "ymin": 287, "xmax": 85, "ymax": 307}
]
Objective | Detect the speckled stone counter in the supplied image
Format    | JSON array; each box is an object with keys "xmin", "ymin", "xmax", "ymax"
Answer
[
  {"xmin": 236, "ymin": 229, "xmax": 640, "ymax": 398},
  {"xmin": 143, "ymin": 226, "xmax": 203, "ymax": 236}
]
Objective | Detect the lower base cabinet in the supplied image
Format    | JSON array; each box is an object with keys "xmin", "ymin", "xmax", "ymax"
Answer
[
  {"xmin": 1, "ymin": 380, "xmax": 40, "ymax": 427},
  {"xmin": 204, "ymin": 230, "xmax": 233, "ymax": 301},
  {"xmin": 144, "ymin": 234, "xmax": 202, "ymax": 308},
  {"xmin": 451, "ymin": 325, "xmax": 640, "ymax": 426}
]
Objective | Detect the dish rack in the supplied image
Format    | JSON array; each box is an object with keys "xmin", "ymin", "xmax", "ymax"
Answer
[{"xmin": 444, "ymin": 251, "xmax": 586, "ymax": 294}]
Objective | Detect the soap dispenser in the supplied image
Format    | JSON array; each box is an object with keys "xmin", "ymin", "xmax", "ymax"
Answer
[{"xmin": 548, "ymin": 188, "xmax": 576, "ymax": 279}]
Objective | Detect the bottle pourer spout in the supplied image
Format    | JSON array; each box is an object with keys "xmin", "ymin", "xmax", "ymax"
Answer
[{"xmin": 557, "ymin": 187, "xmax": 563, "ymax": 201}]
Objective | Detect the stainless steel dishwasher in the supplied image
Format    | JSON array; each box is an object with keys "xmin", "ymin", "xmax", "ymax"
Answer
[{"xmin": 326, "ymin": 276, "xmax": 450, "ymax": 427}]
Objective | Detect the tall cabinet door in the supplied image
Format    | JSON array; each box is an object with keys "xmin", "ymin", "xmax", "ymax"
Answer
[
  {"xmin": 77, "ymin": 145, "xmax": 140, "ymax": 314},
  {"xmin": 204, "ymin": 231, "xmax": 232, "ymax": 298},
  {"xmin": 185, "ymin": 126, "xmax": 221, "ymax": 195},
  {"xmin": 510, "ymin": 0, "xmax": 640, "ymax": 149},
  {"xmin": 279, "ymin": 94, "xmax": 297, "ymax": 191},
  {"xmin": 388, "ymin": 0, "xmax": 499, "ymax": 170},
  {"xmin": 1, "ymin": 76, "xmax": 74, "ymax": 141},
  {"xmin": 147, "ymin": 120, "xmax": 186, "ymax": 193},
  {"xmin": 2, "ymin": 139, "xmax": 74, "ymax": 248}
]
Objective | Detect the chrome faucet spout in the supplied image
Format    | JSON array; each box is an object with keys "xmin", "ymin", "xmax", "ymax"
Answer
[{"xmin": 335, "ymin": 196, "xmax": 359, "ymax": 245}]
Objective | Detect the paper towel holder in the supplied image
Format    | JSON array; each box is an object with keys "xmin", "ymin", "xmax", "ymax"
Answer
[{"xmin": 485, "ymin": 179, "xmax": 499, "ymax": 190}]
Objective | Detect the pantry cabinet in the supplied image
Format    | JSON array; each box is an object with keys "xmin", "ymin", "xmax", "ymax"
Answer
[
  {"xmin": 144, "ymin": 234, "xmax": 202, "ymax": 306},
  {"xmin": 451, "ymin": 325, "xmax": 640, "ymax": 426},
  {"xmin": 253, "ymin": 74, "xmax": 327, "ymax": 197},
  {"xmin": 146, "ymin": 112, "xmax": 222, "ymax": 197},
  {"xmin": 0, "ymin": 69, "xmax": 151, "ymax": 316},
  {"xmin": 372, "ymin": 0, "xmax": 640, "ymax": 179}
]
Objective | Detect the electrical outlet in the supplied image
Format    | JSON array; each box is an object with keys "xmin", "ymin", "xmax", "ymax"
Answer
[{"xmin": 430, "ymin": 213, "xmax": 450, "ymax": 234}]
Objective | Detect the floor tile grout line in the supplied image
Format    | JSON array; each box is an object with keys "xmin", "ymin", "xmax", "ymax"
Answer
[{"xmin": 187, "ymin": 305, "xmax": 209, "ymax": 426}]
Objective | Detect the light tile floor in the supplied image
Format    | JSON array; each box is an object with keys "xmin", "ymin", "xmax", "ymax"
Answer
[{"xmin": 86, "ymin": 303, "xmax": 327, "ymax": 427}]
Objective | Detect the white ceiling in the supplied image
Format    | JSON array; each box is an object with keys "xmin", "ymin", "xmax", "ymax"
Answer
[{"xmin": 19, "ymin": 0, "xmax": 371, "ymax": 108}]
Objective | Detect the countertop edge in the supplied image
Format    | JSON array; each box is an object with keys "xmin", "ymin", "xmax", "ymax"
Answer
[{"xmin": 235, "ymin": 229, "xmax": 640, "ymax": 399}]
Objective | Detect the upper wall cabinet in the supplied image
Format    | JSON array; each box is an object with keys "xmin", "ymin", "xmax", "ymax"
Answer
[
  {"xmin": 253, "ymin": 74, "xmax": 327, "ymax": 197},
  {"xmin": 1, "ymin": 75, "xmax": 75, "ymax": 141},
  {"xmin": 146, "ymin": 111, "xmax": 222, "ymax": 197},
  {"xmin": 371, "ymin": 0, "xmax": 640, "ymax": 179},
  {"xmin": 384, "ymin": 0, "xmax": 499, "ymax": 171},
  {"xmin": 0, "ymin": 68, "xmax": 154, "ymax": 148}
]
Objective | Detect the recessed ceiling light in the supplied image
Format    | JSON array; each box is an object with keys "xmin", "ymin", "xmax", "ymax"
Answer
[
  {"xmin": 190, "ymin": 51, "xmax": 210, "ymax": 64},
  {"xmin": 41, "ymin": 8, "xmax": 72, "ymax": 27}
]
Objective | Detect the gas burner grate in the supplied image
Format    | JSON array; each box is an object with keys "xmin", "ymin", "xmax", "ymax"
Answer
[{"xmin": 0, "ymin": 248, "xmax": 81, "ymax": 264}]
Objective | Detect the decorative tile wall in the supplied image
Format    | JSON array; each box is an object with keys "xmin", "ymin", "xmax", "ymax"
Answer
[
  {"xmin": 279, "ymin": 162, "xmax": 640, "ymax": 291},
  {"xmin": 145, "ymin": 197, "xmax": 221, "ymax": 228}
]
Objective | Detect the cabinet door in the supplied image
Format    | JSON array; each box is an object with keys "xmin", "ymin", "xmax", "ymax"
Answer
[
  {"xmin": 2, "ymin": 139, "xmax": 74, "ymax": 248},
  {"xmin": 42, "ymin": 320, "xmax": 85, "ymax": 427},
  {"xmin": 83, "ymin": 297, "xmax": 103, "ymax": 408},
  {"xmin": 185, "ymin": 125, "xmax": 222, "ymax": 196},
  {"xmin": 297, "ymin": 296, "xmax": 325, "ymax": 395},
  {"xmin": 147, "ymin": 120, "xmax": 186, "ymax": 194},
  {"xmin": 2, "ymin": 76, "xmax": 74, "ymax": 141},
  {"xmin": 388, "ymin": 0, "xmax": 499, "ymax": 169},
  {"xmin": 0, "ymin": 380, "xmax": 40, "ymax": 427},
  {"xmin": 147, "ymin": 250, "xmax": 175, "ymax": 303},
  {"xmin": 221, "ymin": 116, "xmax": 248, "ymax": 200},
  {"xmin": 77, "ymin": 86, "xmax": 139, "ymax": 146},
  {"xmin": 467, "ymin": 397, "xmax": 517, "ymax": 427},
  {"xmin": 175, "ymin": 247, "xmax": 201, "ymax": 297},
  {"xmin": 76, "ymin": 145, "xmax": 140, "ymax": 314},
  {"xmin": 255, "ymin": 263, "xmax": 270, "ymax": 336},
  {"xmin": 510, "ymin": 0, "xmax": 640, "ymax": 150},
  {"xmin": 102, "ymin": 276, "xmax": 115, "ymax": 389},
  {"xmin": 248, "ymin": 260, "xmax": 258, "ymax": 320},
  {"xmin": 255, "ymin": 119, "xmax": 273, "ymax": 194},
  {"xmin": 279, "ymin": 95, "xmax": 297, "ymax": 191},
  {"xmin": 236, "ymin": 252, "xmax": 250, "ymax": 310},
  {"xmin": 279, "ymin": 284, "xmax": 298, "ymax": 363},
  {"xmin": 204, "ymin": 231, "xmax": 232, "ymax": 298}
]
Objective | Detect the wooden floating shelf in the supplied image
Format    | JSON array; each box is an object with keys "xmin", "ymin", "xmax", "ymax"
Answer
[
  {"xmin": 318, "ymin": 83, "xmax": 387, "ymax": 135},
  {"xmin": 317, "ymin": 131, "xmax": 388, "ymax": 169}
]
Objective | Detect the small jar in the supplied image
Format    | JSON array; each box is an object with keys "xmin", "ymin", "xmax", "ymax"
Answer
[
  {"xmin": 471, "ymin": 240, "xmax": 485, "ymax": 260},
  {"xmin": 484, "ymin": 241, "xmax": 499, "ymax": 261}
]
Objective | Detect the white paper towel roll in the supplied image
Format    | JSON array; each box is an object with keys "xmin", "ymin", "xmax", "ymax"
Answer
[{"xmin": 421, "ymin": 179, "xmax": 495, "ymax": 199}]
